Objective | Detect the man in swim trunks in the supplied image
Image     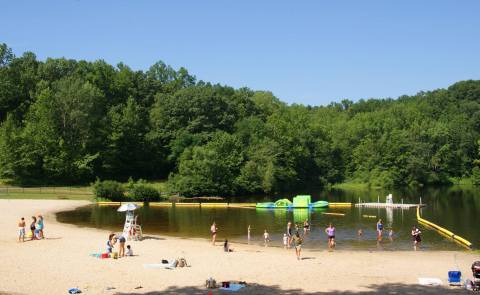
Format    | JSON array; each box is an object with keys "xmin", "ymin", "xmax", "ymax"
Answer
[{"xmin": 18, "ymin": 217, "xmax": 26, "ymax": 242}]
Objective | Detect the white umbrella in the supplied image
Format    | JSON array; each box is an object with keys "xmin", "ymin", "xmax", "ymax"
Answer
[{"xmin": 117, "ymin": 203, "xmax": 139, "ymax": 212}]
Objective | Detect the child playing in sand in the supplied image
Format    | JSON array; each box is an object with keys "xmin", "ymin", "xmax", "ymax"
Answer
[
  {"xmin": 126, "ymin": 245, "xmax": 133, "ymax": 256},
  {"xmin": 18, "ymin": 217, "xmax": 25, "ymax": 242},
  {"xmin": 263, "ymin": 229, "xmax": 270, "ymax": 247},
  {"xmin": 283, "ymin": 233, "xmax": 288, "ymax": 249}
]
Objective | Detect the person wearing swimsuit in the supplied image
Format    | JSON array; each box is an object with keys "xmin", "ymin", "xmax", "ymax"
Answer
[
  {"xmin": 210, "ymin": 222, "xmax": 217, "ymax": 245},
  {"xmin": 30, "ymin": 216, "xmax": 37, "ymax": 241},
  {"xmin": 376, "ymin": 219, "xmax": 383, "ymax": 241},
  {"xmin": 287, "ymin": 221, "xmax": 293, "ymax": 248},
  {"xmin": 412, "ymin": 226, "xmax": 422, "ymax": 251},
  {"xmin": 303, "ymin": 220, "xmax": 310, "ymax": 234},
  {"xmin": 325, "ymin": 223, "xmax": 336, "ymax": 250}
]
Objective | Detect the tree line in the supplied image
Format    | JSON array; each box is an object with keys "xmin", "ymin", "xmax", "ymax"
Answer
[{"xmin": 0, "ymin": 43, "xmax": 479, "ymax": 196}]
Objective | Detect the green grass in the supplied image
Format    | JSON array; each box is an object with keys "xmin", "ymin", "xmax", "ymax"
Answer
[{"xmin": 0, "ymin": 185, "xmax": 94, "ymax": 200}]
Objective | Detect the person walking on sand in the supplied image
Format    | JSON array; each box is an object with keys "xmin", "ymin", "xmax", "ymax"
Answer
[
  {"xmin": 283, "ymin": 233, "xmax": 288, "ymax": 249},
  {"xmin": 292, "ymin": 232, "xmax": 303, "ymax": 260},
  {"xmin": 18, "ymin": 217, "xmax": 26, "ymax": 242},
  {"xmin": 287, "ymin": 221, "xmax": 293, "ymax": 248},
  {"xmin": 211, "ymin": 222, "xmax": 218, "ymax": 245},
  {"xmin": 412, "ymin": 226, "xmax": 422, "ymax": 251},
  {"xmin": 376, "ymin": 219, "xmax": 383, "ymax": 241},
  {"xmin": 247, "ymin": 225, "xmax": 251, "ymax": 241},
  {"xmin": 303, "ymin": 219, "xmax": 310, "ymax": 234},
  {"xmin": 263, "ymin": 229, "xmax": 270, "ymax": 247},
  {"xmin": 30, "ymin": 216, "xmax": 37, "ymax": 240},
  {"xmin": 325, "ymin": 223, "xmax": 336, "ymax": 250}
]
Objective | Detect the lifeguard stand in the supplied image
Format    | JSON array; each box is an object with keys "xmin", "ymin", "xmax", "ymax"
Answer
[{"xmin": 117, "ymin": 203, "xmax": 143, "ymax": 241}]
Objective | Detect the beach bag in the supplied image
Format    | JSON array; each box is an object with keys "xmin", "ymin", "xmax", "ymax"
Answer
[
  {"xmin": 206, "ymin": 277, "xmax": 216, "ymax": 289},
  {"xmin": 101, "ymin": 253, "xmax": 109, "ymax": 259}
]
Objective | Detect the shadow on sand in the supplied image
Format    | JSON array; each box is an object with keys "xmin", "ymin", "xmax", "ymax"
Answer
[{"xmin": 114, "ymin": 282, "xmax": 468, "ymax": 294}]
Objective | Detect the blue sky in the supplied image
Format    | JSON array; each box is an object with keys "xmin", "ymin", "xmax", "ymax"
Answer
[{"xmin": 2, "ymin": 1, "xmax": 480, "ymax": 105}]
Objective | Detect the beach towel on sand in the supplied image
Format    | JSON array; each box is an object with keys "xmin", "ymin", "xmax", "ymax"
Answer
[
  {"xmin": 143, "ymin": 260, "xmax": 177, "ymax": 270},
  {"xmin": 418, "ymin": 278, "xmax": 443, "ymax": 286},
  {"xmin": 220, "ymin": 283, "xmax": 245, "ymax": 291}
]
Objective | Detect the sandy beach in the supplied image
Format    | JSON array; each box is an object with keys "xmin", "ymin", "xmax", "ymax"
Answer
[{"xmin": 0, "ymin": 199, "xmax": 477, "ymax": 294}]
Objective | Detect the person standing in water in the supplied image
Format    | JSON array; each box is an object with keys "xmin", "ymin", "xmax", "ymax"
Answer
[
  {"xmin": 325, "ymin": 223, "xmax": 336, "ymax": 250},
  {"xmin": 210, "ymin": 222, "xmax": 218, "ymax": 245},
  {"xmin": 303, "ymin": 219, "xmax": 310, "ymax": 234},
  {"xmin": 411, "ymin": 226, "xmax": 422, "ymax": 250},
  {"xmin": 376, "ymin": 219, "xmax": 383, "ymax": 241},
  {"xmin": 292, "ymin": 232, "xmax": 303, "ymax": 260},
  {"xmin": 263, "ymin": 229, "xmax": 270, "ymax": 247},
  {"xmin": 287, "ymin": 221, "xmax": 293, "ymax": 248}
]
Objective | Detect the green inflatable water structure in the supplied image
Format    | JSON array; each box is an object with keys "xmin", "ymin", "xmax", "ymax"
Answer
[{"xmin": 256, "ymin": 195, "xmax": 329, "ymax": 209}]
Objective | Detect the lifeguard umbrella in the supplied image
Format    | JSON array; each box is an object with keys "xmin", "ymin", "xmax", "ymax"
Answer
[{"xmin": 117, "ymin": 203, "xmax": 139, "ymax": 212}]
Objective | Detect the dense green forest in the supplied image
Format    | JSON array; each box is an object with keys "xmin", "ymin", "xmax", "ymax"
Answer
[{"xmin": 0, "ymin": 43, "xmax": 479, "ymax": 195}]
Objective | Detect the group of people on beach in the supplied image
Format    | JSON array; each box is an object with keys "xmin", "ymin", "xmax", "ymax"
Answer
[
  {"xmin": 106, "ymin": 233, "xmax": 133, "ymax": 257},
  {"xmin": 211, "ymin": 218, "xmax": 424, "ymax": 259},
  {"xmin": 18, "ymin": 215, "xmax": 44, "ymax": 242}
]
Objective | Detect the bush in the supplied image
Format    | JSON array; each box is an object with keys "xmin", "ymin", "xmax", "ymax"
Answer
[
  {"xmin": 127, "ymin": 179, "xmax": 161, "ymax": 202},
  {"xmin": 93, "ymin": 179, "xmax": 126, "ymax": 201},
  {"xmin": 473, "ymin": 167, "xmax": 480, "ymax": 186}
]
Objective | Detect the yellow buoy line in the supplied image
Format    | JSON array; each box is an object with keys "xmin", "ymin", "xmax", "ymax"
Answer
[
  {"xmin": 322, "ymin": 212, "xmax": 346, "ymax": 216},
  {"xmin": 416, "ymin": 206, "xmax": 472, "ymax": 249}
]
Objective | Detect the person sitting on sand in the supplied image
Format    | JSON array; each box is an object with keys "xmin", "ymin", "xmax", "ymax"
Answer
[
  {"xmin": 223, "ymin": 239, "xmax": 233, "ymax": 252},
  {"xmin": 37, "ymin": 215, "xmax": 44, "ymax": 239},
  {"xmin": 107, "ymin": 233, "xmax": 116, "ymax": 253},
  {"xmin": 264, "ymin": 229, "xmax": 270, "ymax": 247},
  {"xmin": 30, "ymin": 216, "xmax": 37, "ymax": 241},
  {"xmin": 292, "ymin": 232, "xmax": 303, "ymax": 260},
  {"xmin": 116, "ymin": 234, "xmax": 126, "ymax": 257},
  {"xmin": 211, "ymin": 222, "xmax": 217, "ymax": 245},
  {"xmin": 18, "ymin": 217, "xmax": 26, "ymax": 242},
  {"xmin": 126, "ymin": 245, "xmax": 133, "ymax": 256}
]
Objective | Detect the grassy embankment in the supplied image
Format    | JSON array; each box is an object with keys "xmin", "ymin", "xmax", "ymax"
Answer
[{"xmin": 0, "ymin": 180, "xmax": 170, "ymax": 201}]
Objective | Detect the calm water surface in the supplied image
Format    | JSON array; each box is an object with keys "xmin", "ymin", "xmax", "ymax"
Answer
[{"xmin": 56, "ymin": 186, "xmax": 480, "ymax": 251}]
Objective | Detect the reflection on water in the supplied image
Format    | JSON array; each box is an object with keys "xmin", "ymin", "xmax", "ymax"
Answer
[{"xmin": 56, "ymin": 186, "xmax": 480, "ymax": 251}]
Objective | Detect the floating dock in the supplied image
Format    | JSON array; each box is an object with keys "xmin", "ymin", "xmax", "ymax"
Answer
[{"xmin": 355, "ymin": 203, "xmax": 425, "ymax": 209}]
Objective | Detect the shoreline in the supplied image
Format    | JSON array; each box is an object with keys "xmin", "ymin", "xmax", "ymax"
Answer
[{"xmin": 0, "ymin": 199, "xmax": 478, "ymax": 294}]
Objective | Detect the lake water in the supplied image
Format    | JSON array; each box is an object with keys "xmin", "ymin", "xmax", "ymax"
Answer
[{"xmin": 56, "ymin": 186, "xmax": 480, "ymax": 251}]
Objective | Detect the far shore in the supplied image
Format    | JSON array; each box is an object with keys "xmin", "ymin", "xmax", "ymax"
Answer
[{"xmin": 0, "ymin": 199, "xmax": 477, "ymax": 294}]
